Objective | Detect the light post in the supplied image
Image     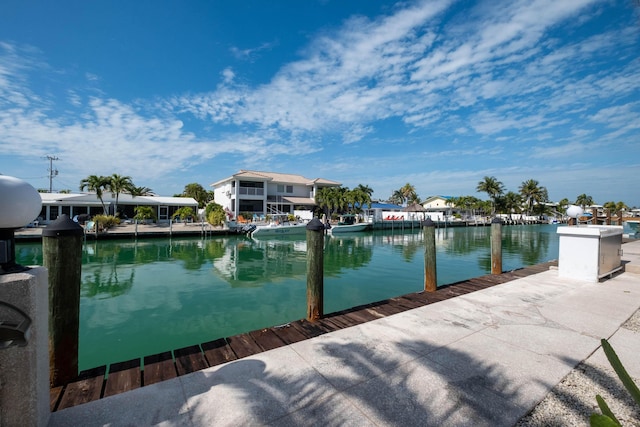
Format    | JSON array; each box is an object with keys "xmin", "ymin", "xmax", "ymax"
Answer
[{"xmin": 0, "ymin": 176, "xmax": 42, "ymax": 275}]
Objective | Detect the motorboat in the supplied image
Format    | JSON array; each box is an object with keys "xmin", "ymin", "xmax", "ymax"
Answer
[
  {"xmin": 249, "ymin": 214, "xmax": 307, "ymax": 237},
  {"xmin": 626, "ymin": 220, "xmax": 639, "ymax": 236},
  {"xmin": 329, "ymin": 214, "xmax": 371, "ymax": 234}
]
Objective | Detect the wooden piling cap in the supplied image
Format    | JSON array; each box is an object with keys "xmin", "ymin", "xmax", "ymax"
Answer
[
  {"xmin": 306, "ymin": 218, "xmax": 326, "ymax": 231},
  {"xmin": 421, "ymin": 218, "xmax": 435, "ymax": 227},
  {"xmin": 42, "ymin": 214, "xmax": 84, "ymax": 237}
]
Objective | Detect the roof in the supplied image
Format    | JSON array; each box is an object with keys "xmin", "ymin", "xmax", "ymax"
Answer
[
  {"xmin": 423, "ymin": 195, "xmax": 452, "ymax": 203},
  {"xmin": 211, "ymin": 170, "xmax": 341, "ymax": 187},
  {"xmin": 39, "ymin": 192, "xmax": 198, "ymax": 207}
]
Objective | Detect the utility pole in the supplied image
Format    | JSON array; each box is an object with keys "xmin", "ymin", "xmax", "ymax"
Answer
[{"xmin": 46, "ymin": 155, "xmax": 59, "ymax": 193}]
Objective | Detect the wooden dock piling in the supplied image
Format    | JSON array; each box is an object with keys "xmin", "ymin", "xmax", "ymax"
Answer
[
  {"xmin": 42, "ymin": 214, "xmax": 84, "ymax": 387},
  {"xmin": 306, "ymin": 218, "xmax": 325, "ymax": 321},
  {"xmin": 422, "ymin": 218, "xmax": 437, "ymax": 292},
  {"xmin": 491, "ymin": 217, "xmax": 502, "ymax": 275}
]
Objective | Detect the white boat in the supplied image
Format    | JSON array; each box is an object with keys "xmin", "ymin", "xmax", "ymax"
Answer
[
  {"xmin": 249, "ymin": 215, "xmax": 307, "ymax": 237},
  {"xmin": 329, "ymin": 215, "xmax": 371, "ymax": 234},
  {"xmin": 626, "ymin": 220, "xmax": 639, "ymax": 235}
]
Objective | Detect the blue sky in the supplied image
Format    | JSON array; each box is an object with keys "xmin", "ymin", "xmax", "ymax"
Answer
[{"xmin": 1, "ymin": 0, "xmax": 639, "ymax": 206}]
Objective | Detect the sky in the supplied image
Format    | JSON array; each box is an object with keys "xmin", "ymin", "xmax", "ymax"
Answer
[{"xmin": 1, "ymin": 0, "xmax": 639, "ymax": 206}]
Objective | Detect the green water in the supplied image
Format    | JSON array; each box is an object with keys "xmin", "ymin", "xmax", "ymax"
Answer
[{"xmin": 16, "ymin": 224, "xmax": 560, "ymax": 371}]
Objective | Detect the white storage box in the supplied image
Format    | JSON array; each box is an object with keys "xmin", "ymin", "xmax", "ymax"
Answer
[{"xmin": 557, "ymin": 225, "xmax": 623, "ymax": 282}]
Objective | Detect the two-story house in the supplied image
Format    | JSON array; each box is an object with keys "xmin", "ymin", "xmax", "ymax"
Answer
[{"xmin": 211, "ymin": 170, "xmax": 341, "ymax": 218}]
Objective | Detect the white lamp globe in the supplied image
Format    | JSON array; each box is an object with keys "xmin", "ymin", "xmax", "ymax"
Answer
[
  {"xmin": 566, "ymin": 205, "xmax": 584, "ymax": 219},
  {"xmin": 0, "ymin": 176, "xmax": 42, "ymax": 229}
]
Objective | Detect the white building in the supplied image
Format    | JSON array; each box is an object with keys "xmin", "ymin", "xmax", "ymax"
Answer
[
  {"xmin": 211, "ymin": 170, "xmax": 340, "ymax": 219},
  {"xmin": 36, "ymin": 192, "xmax": 198, "ymax": 224}
]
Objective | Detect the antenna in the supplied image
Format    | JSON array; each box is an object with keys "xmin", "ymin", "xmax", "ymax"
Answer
[{"xmin": 45, "ymin": 155, "xmax": 59, "ymax": 193}]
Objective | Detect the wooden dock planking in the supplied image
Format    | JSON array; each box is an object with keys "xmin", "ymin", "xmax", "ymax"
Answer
[
  {"xmin": 249, "ymin": 328, "xmax": 287, "ymax": 352},
  {"xmin": 50, "ymin": 386, "xmax": 63, "ymax": 412},
  {"xmin": 174, "ymin": 345, "xmax": 208, "ymax": 376},
  {"xmin": 104, "ymin": 358, "xmax": 141, "ymax": 398},
  {"xmin": 56, "ymin": 366, "xmax": 106, "ymax": 410},
  {"xmin": 143, "ymin": 351, "xmax": 177, "ymax": 386},
  {"xmin": 51, "ymin": 259, "xmax": 559, "ymax": 411},
  {"xmin": 226, "ymin": 333, "xmax": 263, "ymax": 359},
  {"xmin": 202, "ymin": 338, "xmax": 237, "ymax": 367},
  {"xmin": 269, "ymin": 324, "xmax": 309, "ymax": 345}
]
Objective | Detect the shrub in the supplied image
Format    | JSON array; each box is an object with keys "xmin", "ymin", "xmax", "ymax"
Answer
[
  {"xmin": 172, "ymin": 207, "xmax": 194, "ymax": 222},
  {"xmin": 205, "ymin": 202, "xmax": 226, "ymax": 226},
  {"xmin": 134, "ymin": 206, "xmax": 156, "ymax": 222},
  {"xmin": 92, "ymin": 214, "xmax": 120, "ymax": 229}
]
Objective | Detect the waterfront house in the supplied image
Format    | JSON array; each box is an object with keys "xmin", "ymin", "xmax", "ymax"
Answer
[
  {"xmin": 36, "ymin": 192, "xmax": 198, "ymax": 225},
  {"xmin": 422, "ymin": 195, "xmax": 454, "ymax": 221},
  {"xmin": 211, "ymin": 170, "xmax": 341, "ymax": 220}
]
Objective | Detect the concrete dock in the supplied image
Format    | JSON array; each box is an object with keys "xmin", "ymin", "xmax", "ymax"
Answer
[{"xmin": 46, "ymin": 239, "xmax": 640, "ymax": 426}]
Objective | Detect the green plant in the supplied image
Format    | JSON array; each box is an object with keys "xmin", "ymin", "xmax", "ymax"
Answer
[
  {"xmin": 172, "ymin": 206, "xmax": 194, "ymax": 222},
  {"xmin": 205, "ymin": 202, "xmax": 226, "ymax": 226},
  {"xmin": 92, "ymin": 214, "xmax": 120, "ymax": 229},
  {"xmin": 134, "ymin": 206, "xmax": 156, "ymax": 222},
  {"xmin": 590, "ymin": 338, "xmax": 640, "ymax": 426}
]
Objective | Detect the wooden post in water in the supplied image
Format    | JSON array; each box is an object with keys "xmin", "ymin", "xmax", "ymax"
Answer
[
  {"xmin": 491, "ymin": 217, "xmax": 502, "ymax": 275},
  {"xmin": 306, "ymin": 218, "xmax": 325, "ymax": 321},
  {"xmin": 617, "ymin": 211, "xmax": 623, "ymax": 226},
  {"xmin": 606, "ymin": 208, "xmax": 611, "ymax": 225},
  {"xmin": 42, "ymin": 214, "xmax": 84, "ymax": 387},
  {"xmin": 422, "ymin": 218, "xmax": 437, "ymax": 292},
  {"xmin": 591, "ymin": 207, "xmax": 598, "ymax": 225}
]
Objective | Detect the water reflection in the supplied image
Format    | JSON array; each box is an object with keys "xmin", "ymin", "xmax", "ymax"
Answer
[{"xmin": 15, "ymin": 225, "xmax": 559, "ymax": 370}]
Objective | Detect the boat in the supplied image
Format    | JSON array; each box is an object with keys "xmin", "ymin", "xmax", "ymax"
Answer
[
  {"xmin": 626, "ymin": 220, "xmax": 639, "ymax": 236},
  {"xmin": 249, "ymin": 214, "xmax": 307, "ymax": 238},
  {"xmin": 329, "ymin": 214, "xmax": 371, "ymax": 234}
]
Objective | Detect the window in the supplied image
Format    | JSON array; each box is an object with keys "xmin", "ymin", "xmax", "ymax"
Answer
[
  {"xmin": 277, "ymin": 184, "xmax": 293, "ymax": 193},
  {"xmin": 239, "ymin": 181, "xmax": 264, "ymax": 196}
]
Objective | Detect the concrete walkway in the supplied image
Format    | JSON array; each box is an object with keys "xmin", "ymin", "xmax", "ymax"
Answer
[{"xmin": 49, "ymin": 240, "xmax": 640, "ymax": 427}]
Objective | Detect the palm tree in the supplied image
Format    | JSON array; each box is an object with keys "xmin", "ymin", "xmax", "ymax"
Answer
[
  {"xmin": 389, "ymin": 190, "xmax": 404, "ymax": 205},
  {"xmin": 574, "ymin": 194, "xmax": 594, "ymax": 210},
  {"xmin": 316, "ymin": 186, "xmax": 347, "ymax": 219},
  {"xmin": 476, "ymin": 176, "xmax": 504, "ymax": 216},
  {"xmin": 503, "ymin": 191, "xmax": 523, "ymax": 220},
  {"xmin": 129, "ymin": 186, "xmax": 154, "ymax": 197},
  {"xmin": 519, "ymin": 179, "xmax": 547, "ymax": 215},
  {"xmin": 355, "ymin": 184, "xmax": 374, "ymax": 199},
  {"xmin": 400, "ymin": 183, "xmax": 419, "ymax": 206},
  {"xmin": 107, "ymin": 174, "xmax": 133, "ymax": 217},
  {"xmin": 347, "ymin": 187, "xmax": 371, "ymax": 214},
  {"xmin": 80, "ymin": 175, "xmax": 109, "ymax": 214},
  {"xmin": 557, "ymin": 198, "xmax": 570, "ymax": 215}
]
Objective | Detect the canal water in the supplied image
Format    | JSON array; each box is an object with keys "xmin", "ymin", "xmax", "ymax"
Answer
[{"xmin": 16, "ymin": 224, "xmax": 560, "ymax": 371}]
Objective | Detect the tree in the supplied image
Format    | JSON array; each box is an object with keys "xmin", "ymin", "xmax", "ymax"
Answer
[
  {"xmin": 519, "ymin": 179, "xmax": 547, "ymax": 216},
  {"xmin": 557, "ymin": 198, "xmax": 570, "ymax": 215},
  {"xmin": 400, "ymin": 183, "xmax": 419, "ymax": 205},
  {"xmin": 389, "ymin": 183, "xmax": 419, "ymax": 206},
  {"xmin": 575, "ymin": 194, "xmax": 594, "ymax": 210},
  {"xmin": 80, "ymin": 175, "xmax": 110, "ymax": 214},
  {"xmin": 355, "ymin": 184, "xmax": 374, "ymax": 198},
  {"xmin": 389, "ymin": 190, "xmax": 404, "ymax": 205},
  {"xmin": 503, "ymin": 191, "xmax": 523, "ymax": 220},
  {"xmin": 129, "ymin": 186, "xmax": 154, "ymax": 197},
  {"xmin": 179, "ymin": 183, "xmax": 214, "ymax": 208},
  {"xmin": 107, "ymin": 174, "xmax": 133, "ymax": 217},
  {"xmin": 316, "ymin": 186, "xmax": 348, "ymax": 219},
  {"xmin": 476, "ymin": 176, "xmax": 504, "ymax": 216},
  {"xmin": 347, "ymin": 186, "xmax": 372, "ymax": 214}
]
